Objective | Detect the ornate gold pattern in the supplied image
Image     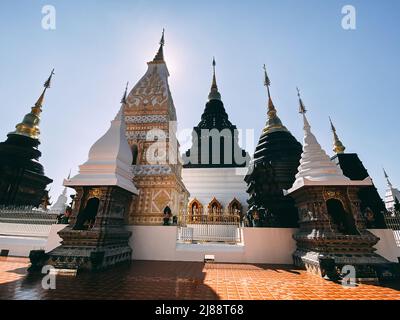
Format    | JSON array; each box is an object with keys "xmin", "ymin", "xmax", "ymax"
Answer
[
  {"xmin": 88, "ymin": 188, "xmax": 103, "ymax": 199},
  {"xmin": 124, "ymin": 37, "xmax": 188, "ymax": 225},
  {"xmin": 188, "ymin": 198, "xmax": 204, "ymax": 214}
]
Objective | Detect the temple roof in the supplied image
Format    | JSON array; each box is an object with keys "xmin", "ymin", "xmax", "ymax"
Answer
[
  {"xmin": 183, "ymin": 59, "xmax": 249, "ymax": 168},
  {"xmin": 125, "ymin": 30, "xmax": 177, "ymax": 122}
]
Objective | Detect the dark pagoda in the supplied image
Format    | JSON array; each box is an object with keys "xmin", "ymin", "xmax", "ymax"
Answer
[
  {"xmin": 328, "ymin": 117, "xmax": 387, "ymax": 228},
  {"xmin": 244, "ymin": 67, "xmax": 302, "ymax": 227},
  {"xmin": 183, "ymin": 58, "xmax": 249, "ymax": 168},
  {"xmin": 0, "ymin": 70, "xmax": 54, "ymax": 207}
]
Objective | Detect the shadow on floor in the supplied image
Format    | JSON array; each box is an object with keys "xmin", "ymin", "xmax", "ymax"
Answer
[{"xmin": 0, "ymin": 259, "xmax": 220, "ymax": 300}]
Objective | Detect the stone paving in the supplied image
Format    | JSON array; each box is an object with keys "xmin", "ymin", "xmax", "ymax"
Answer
[{"xmin": 0, "ymin": 257, "xmax": 400, "ymax": 300}]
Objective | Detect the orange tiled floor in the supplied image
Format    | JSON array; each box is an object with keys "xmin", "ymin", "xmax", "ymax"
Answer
[{"xmin": 0, "ymin": 257, "xmax": 400, "ymax": 300}]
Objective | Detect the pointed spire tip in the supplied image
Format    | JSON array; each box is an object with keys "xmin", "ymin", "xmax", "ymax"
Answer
[
  {"xmin": 121, "ymin": 81, "xmax": 129, "ymax": 104},
  {"xmin": 152, "ymin": 29, "xmax": 165, "ymax": 62},
  {"xmin": 160, "ymin": 28, "xmax": 165, "ymax": 46},
  {"xmin": 263, "ymin": 64, "xmax": 271, "ymax": 88},
  {"xmin": 211, "ymin": 56, "xmax": 217, "ymax": 89},
  {"xmin": 297, "ymin": 87, "xmax": 307, "ymax": 114},
  {"xmin": 44, "ymin": 68, "xmax": 55, "ymax": 89},
  {"xmin": 208, "ymin": 57, "xmax": 221, "ymax": 101},
  {"xmin": 384, "ymin": 168, "xmax": 392, "ymax": 186},
  {"xmin": 329, "ymin": 116, "xmax": 335, "ymax": 131}
]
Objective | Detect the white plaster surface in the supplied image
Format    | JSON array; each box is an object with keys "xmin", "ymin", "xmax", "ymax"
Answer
[{"xmin": 182, "ymin": 167, "xmax": 248, "ymax": 212}]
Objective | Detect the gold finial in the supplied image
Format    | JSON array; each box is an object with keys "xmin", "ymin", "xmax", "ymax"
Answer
[
  {"xmin": 297, "ymin": 87, "xmax": 307, "ymax": 114},
  {"xmin": 263, "ymin": 64, "xmax": 275, "ymax": 113},
  {"xmin": 11, "ymin": 69, "xmax": 54, "ymax": 140},
  {"xmin": 329, "ymin": 116, "xmax": 346, "ymax": 154},
  {"xmin": 262, "ymin": 65, "xmax": 287, "ymax": 134},
  {"xmin": 152, "ymin": 28, "xmax": 165, "ymax": 62},
  {"xmin": 121, "ymin": 81, "xmax": 129, "ymax": 104},
  {"xmin": 208, "ymin": 57, "xmax": 221, "ymax": 101}
]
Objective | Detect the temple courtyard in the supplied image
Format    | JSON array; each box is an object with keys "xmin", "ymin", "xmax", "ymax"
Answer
[{"xmin": 1, "ymin": 257, "xmax": 400, "ymax": 300}]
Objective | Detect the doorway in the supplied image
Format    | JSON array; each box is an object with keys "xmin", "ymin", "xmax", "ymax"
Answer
[
  {"xmin": 73, "ymin": 197, "xmax": 100, "ymax": 230},
  {"xmin": 326, "ymin": 198, "xmax": 359, "ymax": 235}
]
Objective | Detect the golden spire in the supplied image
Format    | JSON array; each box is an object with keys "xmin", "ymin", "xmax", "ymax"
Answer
[
  {"xmin": 10, "ymin": 69, "xmax": 54, "ymax": 140},
  {"xmin": 262, "ymin": 65, "xmax": 287, "ymax": 133},
  {"xmin": 263, "ymin": 64, "xmax": 275, "ymax": 114},
  {"xmin": 329, "ymin": 116, "xmax": 346, "ymax": 154},
  {"xmin": 208, "ymin": 57, "xmax": 221, "ymax": 101},
  {"xmin": 152, "ymin": 28, "xmax": 165, "ymax": 62}
]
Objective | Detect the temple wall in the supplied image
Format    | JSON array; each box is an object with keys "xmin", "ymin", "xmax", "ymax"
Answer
[
  {"xmin": 241, "ymin": 228, "xmax": 297, "ymax": 264},
  {"xmin": 0, "ymin": 224, "xmax": 67, "ymax": 257},
  {"xmin": 128, "ymin": 227, "xmax": 400, "ymax": 264},
  {"xmin": 0, "ymin": 235, "xmax": 47, "ymax": 257},
  {"xmin": 4, "ymin": 225, "xmax": 399, "ymax": 264},
  {"xmin": 128, "ymin": 226, "xmax": 297, "ymax": 264},
  {"xmin": 129, "ymin": 225, "xmax": 178, "ymax": 261}
]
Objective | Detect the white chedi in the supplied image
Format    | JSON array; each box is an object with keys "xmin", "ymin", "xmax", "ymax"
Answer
[
  {"xmin": 293, "ymin": 114, "xmax": 350, "ymax": 183},
  {"xmin": 287, "ymin": 106, "xmax": 371, "ymax": 194},
  {"xmin": 384, "ymin": 169, "xmax": 400, "ymax": 211},
  {"xmin": 50, "ymin": 187, "xmax": 68, "ymax": 214},
  {"xmin": 64, "ymin": 94, "xmax": 138, "ymax": 194}
]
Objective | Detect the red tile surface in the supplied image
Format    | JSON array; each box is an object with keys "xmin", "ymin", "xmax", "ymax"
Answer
[{"xmin": 0, "ymin": 257, "xmax": 399, "ymax": 300}]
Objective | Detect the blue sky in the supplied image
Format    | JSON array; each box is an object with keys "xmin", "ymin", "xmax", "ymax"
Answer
[{"xmin": 0, "ymin": 0, "xmax": 399, "ymax": 202}]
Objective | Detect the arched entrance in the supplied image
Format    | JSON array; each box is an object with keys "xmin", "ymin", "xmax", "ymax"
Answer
[
  {"xmin": 73, "ymin": 197, "xmax": 100, "ymax": 230},
  {"xmin": 326, "ymin": 198, "xmax": 359, "ymax": 235}
]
